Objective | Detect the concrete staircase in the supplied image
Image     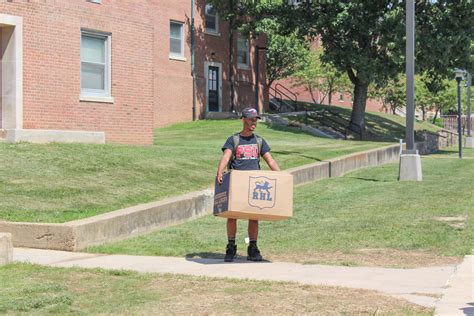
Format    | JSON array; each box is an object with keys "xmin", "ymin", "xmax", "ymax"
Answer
[{"xmin": 263, "ymin": 113, "xmax": 342, "ymax": 139}]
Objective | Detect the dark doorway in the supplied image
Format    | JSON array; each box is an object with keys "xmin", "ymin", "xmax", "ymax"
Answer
[{"xmin": 208, "ymin": 66, "xmax": 219, "ymax": 112}]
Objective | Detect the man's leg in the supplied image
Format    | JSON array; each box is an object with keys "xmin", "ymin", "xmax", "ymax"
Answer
[
  {"xmin": 225, "ymin": 219, "xmax": 237, "ymax": 262},
  {"xmin": 227, "ymin": 218, "xmax": 237, "ymax": 239},
  {"xmin": 248, "ymin": 220, "xmax": 258, "ymax": 240},
  {"xmin": 247, "ymin": 220, "xmax": 262, "ymax": 261}
]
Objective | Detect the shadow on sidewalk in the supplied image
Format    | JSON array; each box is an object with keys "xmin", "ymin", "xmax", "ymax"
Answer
[
  {"xmin": 461, "ymin": 303, "xmax": 474, "ymax": 316},
  {"xmin": 185, "ymin": 252, "xmax": 271, "ymax": 265}
]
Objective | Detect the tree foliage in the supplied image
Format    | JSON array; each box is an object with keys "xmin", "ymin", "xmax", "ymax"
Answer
[
  {"xmin": 293, "ymin": 47, "xmax": 351, "ymax": 105},
  {"xmin": 210, "ymin": 0, "xmax": 473, "ymax": 132}
]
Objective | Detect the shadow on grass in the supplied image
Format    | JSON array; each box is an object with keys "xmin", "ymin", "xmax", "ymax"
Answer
[
  {"xmin": 430, "ymin": 149, "xmax": 459, "ymax": 156},
  {"xmin": 272, "ymin": 150, "xmax": 323, "ymax": 162},
  {"xmin": 345, "ymin": 176, "xmax": 393, "ymax": 182}
]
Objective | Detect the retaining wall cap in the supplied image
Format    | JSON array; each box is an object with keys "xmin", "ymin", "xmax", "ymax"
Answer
[{"xmin": 67, "ymin": 189, "xmax": 214, "ymax": 226}]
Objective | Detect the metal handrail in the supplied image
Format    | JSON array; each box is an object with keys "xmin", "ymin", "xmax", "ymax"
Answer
[
  {"xmin": 275, "ymin": 83, "xmax": 298, "ymax": 110},
  {"xmin": 269, "ymin": 85, "xmax": 296, "ymax": 112},
  {"xmin": 307, "ymin": 107, "xmax": 363, "ymax": 140},
  {"xmin": 308, "ymin": 111, "xmax": 347, "ymax": 139}
]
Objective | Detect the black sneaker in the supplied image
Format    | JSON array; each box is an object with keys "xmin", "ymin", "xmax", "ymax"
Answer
[
  {"xmin": 247, "ymin": 244, "xmax": 263, "ymax": 262},
  {"xmin": 224, "ymin": 243, "xmax": 237, "ymax": 262}
]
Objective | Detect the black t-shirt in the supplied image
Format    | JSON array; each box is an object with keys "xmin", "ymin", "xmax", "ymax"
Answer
[{"xmin": 222, "ymin": 134, "xmax": 270, "ymax": 170}]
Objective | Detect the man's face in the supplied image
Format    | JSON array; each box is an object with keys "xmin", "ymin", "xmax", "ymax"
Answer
[{"xmin": 243, "ymin": 117, "xmax": 258, "ymax": 131}]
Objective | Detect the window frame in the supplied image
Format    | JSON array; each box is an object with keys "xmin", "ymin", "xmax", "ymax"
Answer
[
  {"xmin": 169, "ymin": 21, "xmax": 185, "ymax": 60},
  {"xmin": 205, "ymin": 3, "xmax": 219, "ymax": 35},
  {"xmin": 80, "ymin": 29, "xmax": 112, "ymax": 101},
  {"xmin": 237, "ymin": 34, "xmax": 250, "ymax": 69}
]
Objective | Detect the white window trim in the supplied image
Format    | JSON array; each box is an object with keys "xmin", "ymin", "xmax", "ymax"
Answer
[
  {"xmin": 80, "ymin": 29, "xmax": 112, "ymax": 100},
  {"xmin": 205, "ymin": 3, "xmax": 219, "ymax": 35},
  {"xmin": 237, "ymin": 35, "xmax": 250, "ymax": 69},
  {"xmin": 169, "ymin": 21, "xmax": 185, "ymax": 59},
  {"xmin": 80, "ymin": 95, "xmax": 114, "ymax": 103}
]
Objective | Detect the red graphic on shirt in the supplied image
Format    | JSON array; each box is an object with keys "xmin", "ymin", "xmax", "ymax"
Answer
[{"xmin": 236, "ymin": 144, "xmax": 259, "ymax": 160}]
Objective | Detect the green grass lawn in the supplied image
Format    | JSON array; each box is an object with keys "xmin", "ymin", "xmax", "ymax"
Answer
[
  {"xmin": 88, "ymin": 147, "xmax": 473, "ymax": 267},
  {"xmin": 0, "ymin": 263, "xmax": 430, "ymax": 314},
  {"xmin": 0, "ymin": 120, "xmax": 388, "ymax": 223}
]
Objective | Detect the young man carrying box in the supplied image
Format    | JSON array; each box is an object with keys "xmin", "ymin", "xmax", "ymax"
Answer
[{"xmin": 216, "ymin": 107, "xmax": 280, "ymax": 262}]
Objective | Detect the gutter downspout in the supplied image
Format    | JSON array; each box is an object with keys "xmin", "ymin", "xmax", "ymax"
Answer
[{"xmin": 191, "ymin": 0, "xmax": 197, "ymax": 120}]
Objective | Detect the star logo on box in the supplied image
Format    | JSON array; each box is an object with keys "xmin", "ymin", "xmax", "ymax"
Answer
[{"xmin": 248, "ymin": 176, "xmax": 277, "ymax": 209}]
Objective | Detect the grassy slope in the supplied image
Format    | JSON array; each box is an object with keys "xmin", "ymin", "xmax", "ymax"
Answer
[
  {"xmin": 88, "ymin": 148, "xmax": 473, "ymax": 266},
  {"xmin": 0, "ymin": 120, "xmax": 387, "ymax": 223},
  {"xmin": 298, "ymin": 102, "xmax": 441, "ymax": 141}
]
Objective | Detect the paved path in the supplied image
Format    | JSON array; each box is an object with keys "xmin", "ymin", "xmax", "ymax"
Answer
[{"xmin": 13, "ymin": 248, "xmax": 473, "ymax": 312}]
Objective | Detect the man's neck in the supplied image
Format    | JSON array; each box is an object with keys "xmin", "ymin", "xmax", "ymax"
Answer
[{"xmin": 240, "ymin": 130, "xmax": 253, "ymax": 137}]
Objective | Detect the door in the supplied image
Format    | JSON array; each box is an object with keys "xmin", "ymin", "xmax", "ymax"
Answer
[{"xmin": 208, "ymin": 66, "xmax": 219, "ymax": 112}]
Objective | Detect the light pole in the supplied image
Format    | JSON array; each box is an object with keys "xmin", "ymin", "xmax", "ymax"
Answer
[
  {"xmin": 399, "ymin": 0, "xmax": 422, "ymax": 181},
  {"xmin": 454, "ymin": 68, "xmax": 465, "ymax": 158},
  {"xmin": 465, "ymin": 71, "xmax": 473, "ymax": 148}
]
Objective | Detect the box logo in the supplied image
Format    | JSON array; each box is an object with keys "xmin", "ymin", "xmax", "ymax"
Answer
[{"xmin": 248, "ymin": 176, "xmax": 277, "ymax": 209}]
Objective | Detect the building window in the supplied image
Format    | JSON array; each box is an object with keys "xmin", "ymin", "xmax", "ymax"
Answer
[
  {"xmin": 339, "ymin": 90, "xmax": 344, "ymax": 101},
  {"xmin": 205, "ymin": 3, "xmax": 219, "ymax": 34},
  {"xmin": 81, "ymin": 30, "xmax": 111, "ymax": 98},
  {"xmin": 170, "ymin": 21, "xmax": 184, "ymax": 59},
  {"xmin": 237, "ymin": 35, "xmax": 249, "ymax": 68}
]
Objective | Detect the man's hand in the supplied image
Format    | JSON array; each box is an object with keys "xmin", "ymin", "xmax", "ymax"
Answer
[
  {"xmin": 216, "ymin": 171, "xmax": 223, "ymax": 185},
  {"xmin": 216, "ymin": 149, "xmax": 232, "ymax": 185}
]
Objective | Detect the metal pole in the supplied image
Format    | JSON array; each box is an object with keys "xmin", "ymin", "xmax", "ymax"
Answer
[
  {"xmin": 467, "ymin": 72, "xmax": 472, "ymax": 137},
  {"xmin": 255, "ymin": 46, "xmax": 260, "ymax": 112},
  {"xmin": 191, "ymin": 0, "xmax": 197, "ymax": 121},
  {"xmin": 457, "ymin": 79, "xmax": 463, "ymax": 158},
  {"xmin": 405, "ymin": 0, "xmax": 415, "ymax": 151}
]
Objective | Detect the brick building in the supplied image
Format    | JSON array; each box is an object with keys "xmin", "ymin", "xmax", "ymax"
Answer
[{"xmin": 0, "ymin": 0, "xmax": 267, "ymax": 145}]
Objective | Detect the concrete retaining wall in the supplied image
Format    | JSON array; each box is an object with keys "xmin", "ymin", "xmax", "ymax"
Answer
[
  {"xmin": 6, "ymin": 129, "xmax": 105, "ymax": 144},
  {"xmin": 71, "ymin": 189, "xmax": 213, "ymax": 250},
  {"xmin": 0, "ymin": 137, "xmax": 446, "ymax": 251},
  {"xmin": 0, "ymin": 233, "xmax": 13, "ymax": 265}
]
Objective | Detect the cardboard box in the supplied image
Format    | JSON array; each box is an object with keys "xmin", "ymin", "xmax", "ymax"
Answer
[{"xmin": 213, "ymin": 170, "xmax": 293, "ymax": 221}]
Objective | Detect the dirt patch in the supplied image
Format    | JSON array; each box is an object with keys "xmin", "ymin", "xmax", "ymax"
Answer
[
  {"xmin": 263, "ymin": 248, "xmax": 462, "ymax": 268},
  {"xmin": 434, "ymin": 216, "xmax": 467, "ymax": 229},
  {"xmin": 145, "ymin": 275, "xmax": 432, "ymax": 315}
]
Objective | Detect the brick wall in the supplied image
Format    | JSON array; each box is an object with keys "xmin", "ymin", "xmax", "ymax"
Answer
[
  {"xmin": 0, "ymin": 0, "xmax": 154, "ymax": 144},
  {"xmin": 153, "ymin": 0, "xmax": 267, "ymax": 127},
  {"xmin": 273, "ymin": 78, "xmax": 385, "ymax": 113},
  {"xmin": 0, "ymin": 0, "xmax": 267, "ymax": 143}
]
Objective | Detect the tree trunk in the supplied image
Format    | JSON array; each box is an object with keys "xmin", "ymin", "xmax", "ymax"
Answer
[
  {"xmin": 308, "ymin": 85, "xmax": 318, "ymax": 104},
  {"xmin": 350, "ymin": 81, "xmax": 369, "ymax": 134},
  {"xmin": 421, "ymin": 105, "xmax": 426, "ymax": 121},
  {"xmin": 432, "ymin": 106, "xmax": 440, "ymax": 124}
]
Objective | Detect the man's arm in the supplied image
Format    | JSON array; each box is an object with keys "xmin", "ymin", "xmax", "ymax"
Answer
[
  {"xmin": 262, "ymin": 152, "xmax": 280, "ymax": 171},
  {"xmin": 216, "ymin": 149, "xmax": 233, "ymax": 184}
]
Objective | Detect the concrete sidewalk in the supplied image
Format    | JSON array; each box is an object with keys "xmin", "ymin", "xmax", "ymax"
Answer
[{"xmin": 13, "ymin": 248, "xmax": 472, "ymax": 312}]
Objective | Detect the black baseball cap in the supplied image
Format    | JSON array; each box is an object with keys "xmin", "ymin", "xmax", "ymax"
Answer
[{"xmin": 241, "ymin": 107, "xmax": 261, "ymax": 119}]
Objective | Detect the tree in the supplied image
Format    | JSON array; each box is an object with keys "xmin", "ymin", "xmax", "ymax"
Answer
[
  {"xmin": 246, "ymin": 0, "xmax": 473, "ymax": 133},
  {"xmin": 370, "ymin": 75, "xmax": 406, "ymax": 115},
  {"xmin": 265, "ymin": 32, "xmax": 309, "ymax": 88},
  {"xmin": 293, "ymin": 47, "xmax": 351, "ymax": 105}
]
